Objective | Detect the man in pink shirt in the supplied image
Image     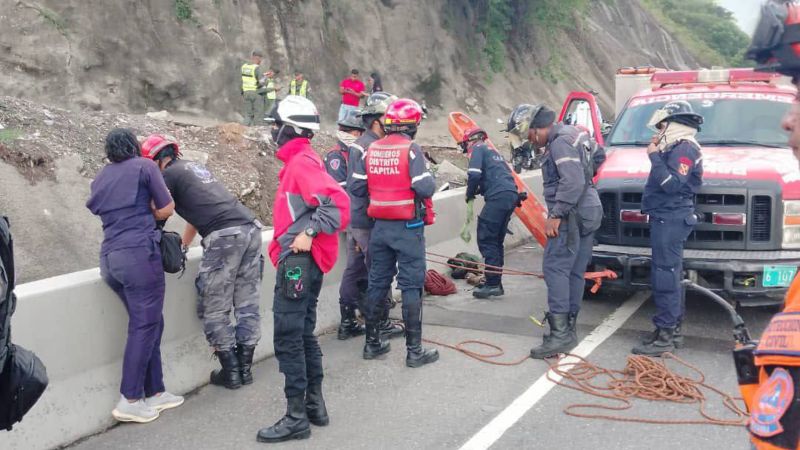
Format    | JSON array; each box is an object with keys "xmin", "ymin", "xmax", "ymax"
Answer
[{"xmin": 338, "ymin": 69, "xmax": 366, "ymax": 122}]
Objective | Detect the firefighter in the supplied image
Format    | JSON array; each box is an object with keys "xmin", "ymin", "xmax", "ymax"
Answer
[
  {"xmin": 461, "ymin": 127, "xmax": 519, "ymax": 299},
  {"xmin": 350, "ymin": 98, "xmax": 439, "ymax": 368},
  {"xmin": 741, "ymin": 3, "xmax": 800, "ymax": 448},
  {"xmin": 506, "ymin": 104, "xmax": 603, "ymax": 359},
  {"xmin": 257, "ymin": 96, "xmax": 350, "ymax": 443},
  {"xmin": 632, "ymin": 100, "xmax": 703, "ymax": 357},
  {"xmin": 337, "ymin": 92, "xmax": 405, "ymax": 342},
  {"xmin": 241, "ymin": 50, "xmax": 264, "ymax": 126},
  {"xmin": 324, "ymin": 108, "xmax": 364, "ymax": 189}
]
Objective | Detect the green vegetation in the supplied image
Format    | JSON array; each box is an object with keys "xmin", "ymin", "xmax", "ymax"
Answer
[
  {"xmin": 0, "ymin": 128, "xmax": 22, "ymax": 144},
  {"xmin": 174, "ymin": 0, "xmax": 194, "ymax": 22},
  {"xmin": 640, "ymin": 0, "xmax": 751, "ymax": 67},
  {"xmin": 481, "ymin": 0, "xmax": 513, "ymax": 73},
  {"xmin": 38, "ymin": 6, "xmax": 68, "ymax": 36}
]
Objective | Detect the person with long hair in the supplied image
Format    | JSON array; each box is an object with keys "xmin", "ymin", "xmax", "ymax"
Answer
[
  {"xmin": 86, "ymin": 128, "xmax": 183, "ymax": 423},
  {"xmin": 369, "ymin": 72, "xmax": 383, "ymax": 93}
]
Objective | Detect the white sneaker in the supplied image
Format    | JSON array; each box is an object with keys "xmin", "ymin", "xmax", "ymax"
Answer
[
  {"xmin": 145, "ymin": 392, "xmax": 185, "ymax": 412},
  {"xmin": 112, "ymin": 396, "xmax": 160, "ymax": 423}
]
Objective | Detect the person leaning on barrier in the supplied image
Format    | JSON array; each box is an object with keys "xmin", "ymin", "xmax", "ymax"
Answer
[
  {"xmin": 86, "ymin": 128, "xmax": 184, "ymax": 424},
  {"xmin": 506, "ymin": 105, "xmax": 603, "ymax": 360},
  {"xmin": 741, "ymin": 2, "xmax": 800, "ymax": 449},
  {"xmin": 140, "ymin": 134, "xmax": 264, "ymax": 391}
]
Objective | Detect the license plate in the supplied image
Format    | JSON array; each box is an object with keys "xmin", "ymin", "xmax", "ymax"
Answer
[{"xmin": 762, "ymin": 265, "xmax": 798, "ymax": 288}]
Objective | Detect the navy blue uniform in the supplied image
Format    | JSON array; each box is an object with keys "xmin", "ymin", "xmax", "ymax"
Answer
[
  {"xmin": 466, "ymin": 141, "xmax": 518, "ymax": 287},
  {"xmin": 642, "ymin": 140, "xmax": 703, "ymax": 328},
  {"xmin": 541, "ymin": 124, "xmax": 603, "ymax": 314},
  {"xmin": 324, "ymin": 141, "xmax": 349, "ymax": 189},
  {"xmin": 350, "ymin": 137, "xmax": 435, "ymax": 328}
]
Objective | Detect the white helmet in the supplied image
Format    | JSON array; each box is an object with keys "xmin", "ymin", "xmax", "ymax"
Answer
[{"xmin": 275, "ymin": 95, "xmax": 320, "ymax": 132}]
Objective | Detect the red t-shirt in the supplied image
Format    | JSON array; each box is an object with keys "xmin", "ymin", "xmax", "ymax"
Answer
[{"xmin": 340, "ymin": 78, "xmax": 365, "ymax": 106}]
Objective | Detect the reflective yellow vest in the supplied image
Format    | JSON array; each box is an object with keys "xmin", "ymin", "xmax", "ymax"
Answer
[
  {"xmin": 241, "ymin": 63, "xmax": 259, "ymax": 92},
  {"xmin": 289, "ymin": 79, "xmax": 309, "ymax": 97},
  {"xmin": 266, "ymin": 78, "xmax": 277, "ymax": 100}
]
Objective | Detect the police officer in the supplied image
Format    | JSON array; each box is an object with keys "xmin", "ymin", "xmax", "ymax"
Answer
[
  {"xmin": 632, "ymin": 100, "xmax": 703, "ymax": 357},
  {"xmin": 261, "ymin": 69, "xmax": 280, "ymax": 121},
  {"xmin": 461, "ymin": 127, "xmax": 519, "ymax": 299},
  {"xmin": 350, "ymin": 98, "xmax": 439, "ymax": 368},
  {"xmin": 507, "ymin": 104, "xmax": 603, "ymax": 359},
  {"xmin": 288, "ymin": 71, "xmax": 310, "ymax": 98},
  {"xmin": 141, "ymin": 135, "xmax": 263, "ymax": 391},
  {"xmin": 257, "ymin": 96, "xmax": 350, "ymax": 443},
  {"xmin": 241, "ymin": 51, "xmax": 264, "ymax": 126}
]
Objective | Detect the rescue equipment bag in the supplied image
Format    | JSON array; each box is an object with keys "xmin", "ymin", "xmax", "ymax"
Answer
[{"xmin": 159, "ymin": 230, "xmax": 186, "ymax": 275}]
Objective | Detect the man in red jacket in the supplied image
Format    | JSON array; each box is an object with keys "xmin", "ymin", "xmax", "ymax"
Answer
[{"xmin": 257, "ymin": 95, "xmax": 350, "ymax": 444}]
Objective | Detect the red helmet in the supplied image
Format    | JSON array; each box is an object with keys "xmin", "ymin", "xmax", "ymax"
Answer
[
  {"xmin": 141, "ymin": 134, "xmax": 180, "ymax": 160},
  {"xmin": 384, "ymin": 98, "xmax": 423, "ymax": 128},
  {"xmin": 747, "ymin": 1, "xmax": 800, "ymax": 76},
  {"xmin": 460, "ymin": 126, "xmax": 486, "ymax": 144}
]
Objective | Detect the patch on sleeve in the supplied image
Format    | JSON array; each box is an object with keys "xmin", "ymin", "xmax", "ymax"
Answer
[
  {"xmin": 749, "ymin": 367, "xmax": 795, "ymax": 438},
  {"xmin": 329, "ymin": 158, "xmax": 341, "ymax": 171},
  {"xmin": 677, "ymin": 156, "xmax": 693, "ymax": 176}
]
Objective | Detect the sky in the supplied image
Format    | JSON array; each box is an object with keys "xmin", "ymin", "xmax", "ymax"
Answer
[{"xmin": 716, "ymin": 0, "xmax": 763, "ymax": 35}]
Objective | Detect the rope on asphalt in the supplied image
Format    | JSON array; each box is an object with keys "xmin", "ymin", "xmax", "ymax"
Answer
[
  {"xmin": 546, "ymin": 353, "xmax": 749, "ymax": 426},
  {"xmin": 425, "ymin": 251, "xmax": 545, "ymax": 278},
  {"xmin": 422, "ymin": 337, "xmax": 531, "ymax": 366}
]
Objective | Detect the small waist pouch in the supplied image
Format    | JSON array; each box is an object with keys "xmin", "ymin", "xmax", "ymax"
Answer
[{"xmin": 281, "ymin": 253, "xmax": 313, "ymax": 300}]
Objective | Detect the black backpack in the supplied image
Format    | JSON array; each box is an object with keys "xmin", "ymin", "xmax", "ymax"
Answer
[{"xmin": 0, "ymin": 216, "xmax": 48, "ymax": 431}]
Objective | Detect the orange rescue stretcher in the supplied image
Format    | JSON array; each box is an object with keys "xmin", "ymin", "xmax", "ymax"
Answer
[{"xmin": 447, "ymin": 111, "xmax": 616, "ymax": 293}]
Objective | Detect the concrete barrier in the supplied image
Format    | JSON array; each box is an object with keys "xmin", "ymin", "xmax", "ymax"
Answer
[{"xmin": 5, "ymin": 173, "xmax": 541, "ymax": 449}]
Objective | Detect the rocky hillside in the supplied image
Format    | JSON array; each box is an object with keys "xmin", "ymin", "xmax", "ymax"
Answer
[
  {"xmin": 1, "ymin": 0, "xmax": 700, "ymax": 121},
  {"xmin": 0, "ymin": 0, "xmax": 711, "ymax": 282}
]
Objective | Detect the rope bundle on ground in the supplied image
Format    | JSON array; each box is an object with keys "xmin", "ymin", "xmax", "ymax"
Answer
[
  {"xmin": 424, "ymin": 269, "xmax": 457, "ymax": 296},
  {"xmin": 546, "ymin": 353, "xmax": 748, "ymax": 426}
]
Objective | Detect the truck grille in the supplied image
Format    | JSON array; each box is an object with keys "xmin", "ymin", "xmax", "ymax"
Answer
[
  {"xmin": 751, "ymin": 195, "xmax": 772, "ymax": 242},
  {"xmin": 597, "ymin": 189, "xmax": 778, "ymax": 250}
]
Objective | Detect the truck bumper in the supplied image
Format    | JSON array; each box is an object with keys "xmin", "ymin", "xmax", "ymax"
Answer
[{"xmin": 590, "ymin": 244, "xmax": 800, "ymax": 307}]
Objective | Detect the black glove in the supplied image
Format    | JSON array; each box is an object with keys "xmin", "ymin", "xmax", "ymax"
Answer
[{"xmin": 466, "ymin": 195, "xmax": 474, "ymax": 203}]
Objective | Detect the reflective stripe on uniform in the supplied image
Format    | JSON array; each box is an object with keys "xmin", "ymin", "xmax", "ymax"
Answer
[
  {"xmin": 468, "ymin": 168, "xmax": 482, "ymax": 174},
  {"xmin": 555, "ymin": 157, "xmax": 581, "ymax": 165},
  {"xmin": 370, "ymin": 199, "xmax": 415, "ymax": 206},
  {"xmin": 411, "ymin": 172, "xmax": 432, "ymax": 183},
  {"xmin": 352, "ymin": 172, "xmax": 367, "ymax": 180},
  {"xmin": 661, "ymin": 175, "xmax": 673, "ymax": 185}
]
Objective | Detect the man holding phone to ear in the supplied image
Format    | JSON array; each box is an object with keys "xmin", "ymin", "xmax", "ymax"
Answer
[{"xmin": 633, "ymin": 100, "xmax": 704, "ymax": 357}]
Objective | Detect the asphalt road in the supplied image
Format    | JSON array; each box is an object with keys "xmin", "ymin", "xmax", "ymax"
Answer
[{"xmin": 70, "ymin": 247, "xmax": 773, "ymax": 450}]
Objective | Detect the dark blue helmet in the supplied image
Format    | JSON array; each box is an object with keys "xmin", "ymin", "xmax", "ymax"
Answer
[{"xmin": 651, "ymin": 100, "xmax": 703, "ymax": 130}]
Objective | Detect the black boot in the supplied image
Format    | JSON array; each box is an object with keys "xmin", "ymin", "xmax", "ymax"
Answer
[
  {"xmin": 363, "ymin": 318, "xmax": 391, "ymax": 360},
  {"xmin": 210, "ymin": 349, "xmax": 242, "ymax": 389},
  {"xmin": 473, "ymin": 283, "xmax": 504, "ymax": 299},
  {"xmin": 378, "ymin": 307, "xmax": 404, "ymax": 340},
  {"xmin": 403, "ymin": 293, "xmax": 439, "ymax": 368},
  {"xmin": 530, "ymin": 313, "xmax": 577, "ymax": 359},
  {"xmin": 337, "ymin": 305, "xmax": 365, "ymax": 340},
  {"xmin": 256, "ymin": 395, "xmax": 311, "ymax": 443},
  {"xmin": 236, "ymin": 344, "xmax": 256, "ymax": 385},
  {"xmin": 567, "ymin": 312, "xmax": 578, "ymax": 343},
  {"xmin": 672, "ymin": 320, "xmax": 684, "ymax": 349},
  {"xmin": 305, "ymin": 384, "xmax": 329, "ymax": 426},
  {"xmin": 632, "ymin": 327, "xmax": 676, "ymax": 356}
]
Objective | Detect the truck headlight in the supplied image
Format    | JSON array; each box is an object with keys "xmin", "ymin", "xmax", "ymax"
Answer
[{"xmin": 783, "ymin": 200, "xmax": 800, "ymax": 248}]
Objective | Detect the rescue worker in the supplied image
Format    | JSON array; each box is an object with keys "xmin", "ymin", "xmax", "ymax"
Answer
[
  {"xmin": 324, "ymin": 108, "xmax": 364, "ymax": 189},
  {"xmin": 350, "ymin": 98, "xmax": 439, "ymax": 368},
  {"xmin": 506, "ymin": 105, "xmax": 603, "ymax": 359},
  {"xmin": 337, "ymin": 92, "xmax": 405, "ymax": 342},
  {"xmin": 257, "ymin": 95, "xmax": 350, "ymax": 443},
  {"xmin": 740, "ymin": 3, "xmax": 800, "ymax": 448},
  {"xmin": 261, "ymin": 69, "xmax": 280, "ymax": 120},
  {"xmin": 288, "ymin": 71, "xmax": 310, "ymax": 98},
  {"xmin": 140, "ymin": 135, "xmax": 263, "ymax": 391},
  {"xmin": 241, "ymin": 51, "xmax": 264, "ymax": 126},
  {"xmin": 631, "ymin": 100, "xmax": 703, "ymax": 357},
  {"xmin": 461, "ymin": 127, "xmax": 519, "ymax": 299}
]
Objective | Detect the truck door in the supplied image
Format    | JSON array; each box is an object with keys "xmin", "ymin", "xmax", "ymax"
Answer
[{"xmin": 559, "ymin": 91, "xmax": 605, "ymax": 146}]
